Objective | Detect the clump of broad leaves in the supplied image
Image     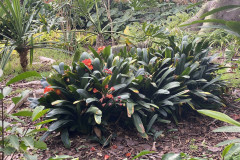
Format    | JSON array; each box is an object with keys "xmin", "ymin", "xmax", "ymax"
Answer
[{"xmin": 30, "ymin": 36, "xmax": 226, "ymax": 147}]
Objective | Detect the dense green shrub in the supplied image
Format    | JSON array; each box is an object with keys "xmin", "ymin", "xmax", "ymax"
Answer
[{"xmin": 30, "ymin": 36, "xmax": 226, "ymax": 147}]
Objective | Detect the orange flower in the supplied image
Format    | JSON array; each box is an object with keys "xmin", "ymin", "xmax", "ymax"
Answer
[
  {"xmin": 105, "ymin": 85, "xmax": 108, "ymax": 89},
  {"xmin": 106, "ymin": 94, "xmax": 113, "ymax": 99},
  {"xmin": 55, "ymin": 89, "xmax": 61, "ymax": 95},
  {"xmin": 44, "ymin": 85, "xmax": 54, "ymax": 94},
  {"xmin": 104, "ymin": 155, "xmax": 110, "ymax": 160},
  {"xmin": 97, "ymin": 46, "xmax": 105, "ymax": 53},
  {"xmin": 82, "ymin": 59, "xmax": 93, "ymax": 70},
  {"xmin": 110, "ymin": 87, "xmax": 115, "ymax": 91},
  {"xmin": 93, "ymin": 88, "xmax": 99, "ymax": 93},
  {"xmin": 126, "ymin": 152, "xmax": 131, "ymax": 157}
]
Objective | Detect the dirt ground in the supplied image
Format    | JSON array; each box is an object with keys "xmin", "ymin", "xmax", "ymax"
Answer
[{"xmin": 2, "ymin": 80, "xmax": 240, "ymax": 160}]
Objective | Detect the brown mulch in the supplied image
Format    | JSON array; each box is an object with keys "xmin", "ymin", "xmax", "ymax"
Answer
[{"xmin": 2, "ymin": 81, "xmax": 240, "ymax": 160}]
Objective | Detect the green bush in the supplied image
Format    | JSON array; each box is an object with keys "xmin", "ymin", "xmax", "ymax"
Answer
[{"xmin": 30, "ymin": 36, "xmax": 226, "ymax": 147}]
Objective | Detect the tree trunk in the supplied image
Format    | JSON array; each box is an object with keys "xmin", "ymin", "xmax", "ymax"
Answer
[
  {"xmin": 96, "ymin": 34, "xmax": 105, "ymax": 48},
  {"xmin": 181, "ymin": 0, "xmax": 240, "ymax": 33},
  {"xmin": 17, "ymin": 49, "xmax": 28, "ymax": 72}
]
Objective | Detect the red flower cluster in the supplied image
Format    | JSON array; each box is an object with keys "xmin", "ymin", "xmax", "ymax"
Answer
[
  {"xmin": 104, "ymin": 68, "xmax": 112, "ymax": 75},
  {"xmin": 82, "ymin": 59, "xmax": 93, "ymax": 70},
  {"xmin": 97, "ymin": 46, "xmax": 105, "ymax": 53},
  {"xmin": 106, "ymin": 94, "xmax": 113, "ymax": 99},
  {"xmin": 44, "ymin": 85, "xmax": 62, "ymax": 95},
  {"xmin": 44, "ymin": 85, "xmax": 54, "ymax": 94}
]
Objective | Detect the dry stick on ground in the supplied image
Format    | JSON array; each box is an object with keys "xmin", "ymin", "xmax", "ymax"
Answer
[{"xmin": 102, "ymin": 0, "xmax": 115, "ymax": 45}]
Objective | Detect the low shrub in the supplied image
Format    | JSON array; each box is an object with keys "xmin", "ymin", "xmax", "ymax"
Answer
[{"xmin": 30, "ymin": 36, "xmax": 226, "ymax": 147}]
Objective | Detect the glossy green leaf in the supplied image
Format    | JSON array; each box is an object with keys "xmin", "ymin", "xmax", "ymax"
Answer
[
  {"xmin": 147, "ymin": 114, "xmax": 158, "ymax": 133},
  {"xmin": 133, "ymin": 113, "xmax": 146, "ymax": 135},
  {"xmin": 222, "ymin": 143, "xmax": 240, "ymax": 160},
  {"xmin": 61, "ymin": 129, "xmax": 71, "ymax": 148},
  {"xmin": 213, "ymin": 126, "xmax": 240, "ymax": 132},
  {"xmin": 35, "ymin": 119, "xmax": 56, "ymax": 126},
  {"xmin": 12, "ymin": 110, "xmax": 32, "ymax": 117},
  {"xmin": 48, "ymin": 120, "xmax": 72, "ymax": 132},
  {"xmin": 6, "ymin": 71, "xmax": 41, "ymax": 86},
  {"xmin": 26, "ymin": 128, "xmax": 48, "ymax": 135},
  {"xmin": 127, "ymin": 102, "xmax": 135, "ymax": 117},
  {"xmin": 32, "ymin": 106, "xmax": 49, "ymax": 122},
  {"xmin": 198, "ymin": 110, "xmax": 240, "ymax": 127},
  {"xmin": 217, "ymin": 138, "xmax": 240, "ymax": 147}
]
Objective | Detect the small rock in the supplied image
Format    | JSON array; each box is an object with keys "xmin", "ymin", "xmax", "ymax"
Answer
[{"xmin": 39, "ymin": 56, "xmax": 56, "ymax": 64}]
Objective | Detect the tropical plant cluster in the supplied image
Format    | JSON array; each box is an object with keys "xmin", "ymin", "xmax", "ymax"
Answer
[{"xmin": 29, "ymin": 35, "xmax": 226, "ymax": 147}]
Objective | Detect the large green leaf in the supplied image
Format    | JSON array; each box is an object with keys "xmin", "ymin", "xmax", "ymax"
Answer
[
  {"xmin": 217, "ymin": 139, "xmax": 240, "ymax": 147},
  {"xmin": 6, "ymin": 71, "xmax": 41, "ymax": 86},
  {"xmin": 162, "ymin": 153, "xmax": 181, "ymax": 160},
  {"xmin": 48, "ymin": 120, "xmax": 73, "ymax": 132},
  {"xmin": 146, "ymin": 114, "xmax": 158, "ymax": 133},
  {"xmin": 222, "ymin": 143, "xmax": 240, "ymax": 160},
  {"xmin": 127, "ymin": 102, "xmax": 135, "ymax": 117},
  {"xmin": 213, "ymin": 126, "xmax": 240, "ymax": 132},
  {"xmin": 22, "ymin": 136, "xmax": 34, "ymax": 149},
  {"xmin": 132, "ymin": 113, "xmax": 147, "ymax": 137},
  {"xmin": 12, "ymin": 110, "xmax": 32, "ymax": 117},
  {"xmin": 32, "ymin": 106, "xmax": 49, "ymax": 122},
  {"xmin": 34, "ymin": 140, "xmax": 47, "ymax": 150},
  {"xmin": 61, "ymin": 129, "xmax": 71, "ymax": 148},
  {"xmin": 198, "ymin": 110, "xmax": 240, "ymax": 127},
  {"xmin": 9, "ymin": 135, "xmax": 19, "ymax": 150}
]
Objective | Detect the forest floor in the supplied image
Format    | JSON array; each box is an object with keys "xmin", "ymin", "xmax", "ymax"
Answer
[{"xmin": 2, "ymin": 79, "xmax": 240, "ymax": 160}]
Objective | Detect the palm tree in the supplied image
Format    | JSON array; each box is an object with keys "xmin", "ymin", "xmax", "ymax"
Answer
[{"xmin": 0, "ymin": 0, "xmax": 47, "ymax": 71}]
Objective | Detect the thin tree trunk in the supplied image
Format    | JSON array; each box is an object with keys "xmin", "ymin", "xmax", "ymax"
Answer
[
  {"xmin": 102, "ymin": 0, "xmax": 115, "ymax": 45},
  {"xmin": 17, "ymin": 49, "xmax": 28, "ymax": 72},
  {"xmin": 96, "ymin": 34, "xmax": 105, "ymax": 48}
]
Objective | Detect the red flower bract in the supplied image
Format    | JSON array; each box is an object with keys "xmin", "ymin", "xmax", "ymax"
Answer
[
  {"xmin": 82, "ymin": 59, "xmax": 93, "ymax": 70},
  {"xmin": 44, "ymin": 85, "xmax": 54, "ymax": 94}
]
